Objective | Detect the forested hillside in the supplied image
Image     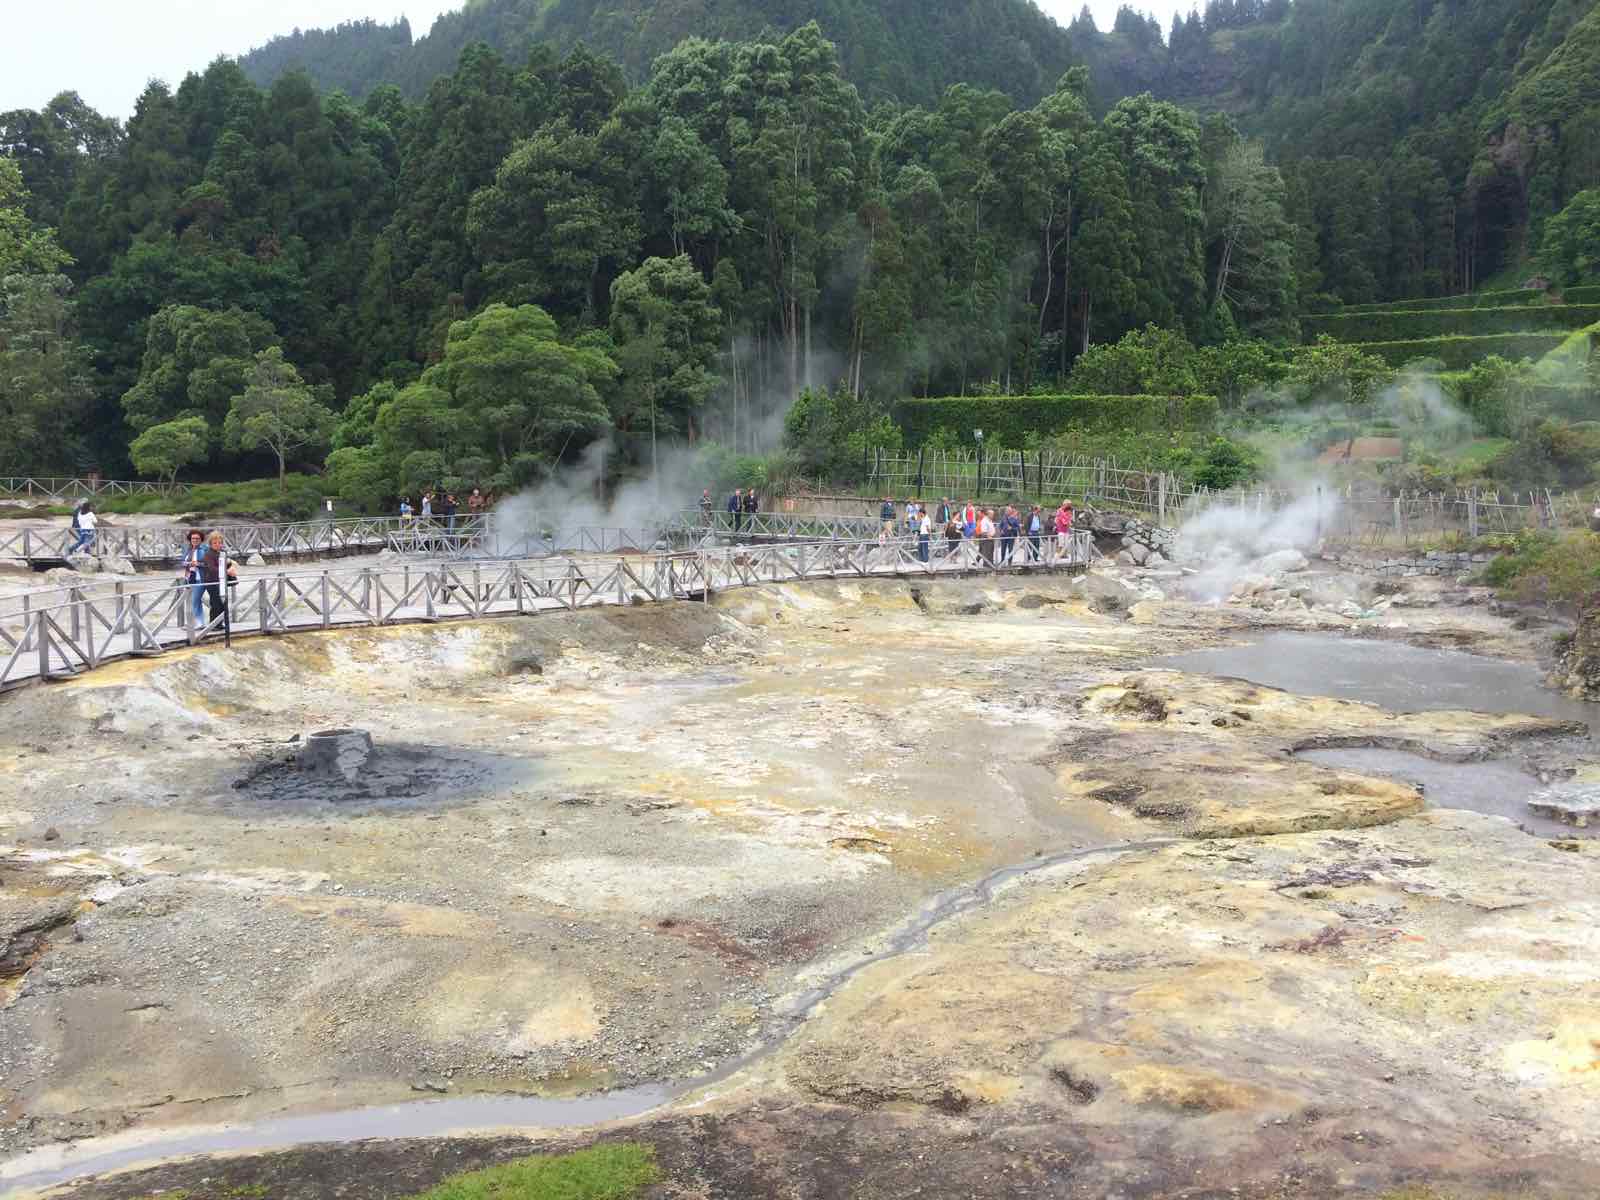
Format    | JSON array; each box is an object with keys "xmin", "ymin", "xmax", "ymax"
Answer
[
  {"xmin": 238, "ymin": 0, "xmax": 1081, "ymax": 109},
  {"xmin": 2, "ymin": 1, "xmax": 1598, "ymax": 502}
]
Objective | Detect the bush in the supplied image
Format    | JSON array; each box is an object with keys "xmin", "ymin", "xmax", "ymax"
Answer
[
  {"xmin": 1354, "ymin": 334, "xmax": 1570, "ymax": 369},
  {"xmin": 1561, "ymin": 284, "xmax": 1600, "ymax": 304},
  {"xmin": 1064, "ymin": 325, "xmax": 1199, "ymax": 395},
  {"xmin": 1480, "ymin": 529, "xmax": 1600, "ymax": 608},
  {"xmin": 891, "ymin": 394, "xmax": 1219, "ymax": 447},
  {"xmin": 1302, "ymin": 304, "xmax": 1600, "ymax": 342}
]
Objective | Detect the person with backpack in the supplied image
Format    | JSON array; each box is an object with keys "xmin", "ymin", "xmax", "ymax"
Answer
[
  {"xmin": 700, "ymin": 489, "xmax": 714, "ymax": 524},
  {"xmin": 943, "ymin": 513, "xmax": 963, "ymax": 559}
]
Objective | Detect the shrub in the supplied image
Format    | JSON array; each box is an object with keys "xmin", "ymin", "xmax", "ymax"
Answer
[
  {"xmin": 1064, "ymin": 325, "xmax": 1199, "ymax": 395},
  {"xmin": 891, "ymin": 394, "xmax": 1219, "ymax": 446},
  {"xmin": 1302, "ymin": 304, "xmax": 1600, "ymax": 342},
  {"xmin": 1480, "ymin": 529, "xmax": 1600, "ymax": 608},
  {"xmin": 1561, "ymin": 284, "xmax": 1600, "ymax": 304}
]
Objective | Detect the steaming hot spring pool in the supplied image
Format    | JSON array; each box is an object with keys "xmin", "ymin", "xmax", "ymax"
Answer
[{"xmin": 1153, "ymin": 632, "xmax": 1597, "ymax": 840}]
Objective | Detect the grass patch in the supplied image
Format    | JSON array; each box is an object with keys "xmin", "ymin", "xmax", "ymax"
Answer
[
  {"xmin": 20, "ymin": 476, "xmax": 329, "ymax": 522},
  {"xmin": 1438, "ymin": 437, "xmax": 1513, "ymax": 473},
  {"xmin": 407, "ymin": 1144, "xmax": 660, "ymax": 1200}
]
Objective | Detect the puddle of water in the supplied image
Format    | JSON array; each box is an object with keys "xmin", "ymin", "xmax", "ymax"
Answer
[
  {"xmin": 1297, "ymin": 747, "xmax": 1590, "ymax": 840},
  {"xmin": 1154, "ymin": 632, "xmax": 1595, "ymax": 729},
  {"xmin": 0, "ymin": 838, "xmax": 1172, "ymax": 1195}
]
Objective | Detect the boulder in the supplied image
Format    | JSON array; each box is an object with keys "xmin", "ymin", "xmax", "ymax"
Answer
[
  {"xmin": 1115, "ymin": 550, "xmax": 1136, "ymax": 566},
  {"xmin": 1146, "ymin": 552, "xmax": 1168, "ymax": 567},
  {"xmin": 246, "ymin": 553, "xmax": 267, "ymax": 567},
  {"xmin": 1253, "ymin": 549, "xmax": 1309, "ymax": 577},
  {"xmin": 1527, "ymin": 782, "xmax": 1600, "ymax": 828},
  {"xmin": 1336, "ymin": 600, "xmax": 1365, "ymax": 619},
  {"xmin": 1129, "ymin": 543, "xmax": 1151, "ymax": 566},
  {"xmin": 102, "ymin": 555, "xmax": 136, "ymax": 576},
  {"xmin": 1074, "ymin": 571, "xmax": 1143, "ymax": 615}
]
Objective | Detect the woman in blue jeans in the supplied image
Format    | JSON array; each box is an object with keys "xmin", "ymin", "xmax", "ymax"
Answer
[{"xmin": 178, "ymin": 529, "xmax": 207, "ymax": 624}]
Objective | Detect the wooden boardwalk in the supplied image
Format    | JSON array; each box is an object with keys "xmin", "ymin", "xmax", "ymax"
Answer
[{"xmin": 0, "ymin": 535, "xmax": 1095, "ymax": 691}]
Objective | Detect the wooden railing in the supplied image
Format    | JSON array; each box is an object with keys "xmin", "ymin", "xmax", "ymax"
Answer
[{"xmin": 0, "ymin": 534, "xmax": 1096, "ymax": 690}]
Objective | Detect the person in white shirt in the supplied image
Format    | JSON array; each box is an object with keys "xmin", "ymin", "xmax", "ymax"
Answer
[{"xmin": 73, "ymin": 503, "xmax": 98, "ymax": 554}]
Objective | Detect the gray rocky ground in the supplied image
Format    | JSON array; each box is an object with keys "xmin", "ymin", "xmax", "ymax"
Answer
[{"xmin": 1, "ymin": 560, "xmax": 1597, "ymax": 1198}]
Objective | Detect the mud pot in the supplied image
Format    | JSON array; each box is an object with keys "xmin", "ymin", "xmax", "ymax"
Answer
[{"xmin": 3, "ymin": 568, "xmax": 1599, "ymax": 1198}]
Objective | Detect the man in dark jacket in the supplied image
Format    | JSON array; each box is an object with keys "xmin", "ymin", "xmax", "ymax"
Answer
[{"xmin": 728, "ymin": 488, "xmax": 743, "ymax": 534}]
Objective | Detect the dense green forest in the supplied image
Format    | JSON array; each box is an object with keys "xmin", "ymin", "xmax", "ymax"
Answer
[{"xmin": 2, "ymin": 0, "xmax": 1598, "ymax": 506}]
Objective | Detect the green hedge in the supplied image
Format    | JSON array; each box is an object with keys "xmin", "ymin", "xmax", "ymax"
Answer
[
  {"xmin": 892, "ymin": 394, "xmax": 1219, "ymax": 446},
  {"xmin": 1356, "ymin": 334, "xmax": 1570, "ymax": 369},
  {"xmin": 1439, "ymin": 372, "xmax": 1596, "ymax": 433},
  {"xmin": 1337, "ymin": 289, "xmax": 1544, "ymax": 314},
  {"xmin": 1303, "ymin": 304, "xmax": 1600, "ymax": 342},
  {"xmin": 1562, "ymin": 285, "xmax": 1600, "ymax": 304}
]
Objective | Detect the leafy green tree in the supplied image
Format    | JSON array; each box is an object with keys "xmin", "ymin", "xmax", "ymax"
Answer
[
  {"xmin": 1203, "ymin": 139, "xmax": 1298, "ymax": 340},
  {"xmin": 362, "ymin": 303, "xmax": 615, "ymax": 493},
  {"xmin": 223, "ymin": 346, "xmax": 335, "ymax": 487},
  {"xmin": 1192, "ymin": 340, "xmax": 1287, "ymax": 411},
  {"xmin": 1284, "ymin": 336, "xmax": 1393, "ymax": 409},
  {"xmin": 1099, "ymin": 95, "xmax": 1207, "ymax": 336},
  {"xmin": 1067, "ymin": 325, "xmax": 1200, "ymax": 395},
  {"xmin": 0, "ymin": 159, "xmax": 71, "ymax": 277},
  {"xmin": 466, "ymin": 120, "xmax": 642, "ymax": 319},
  {"xmin": 1541, "ymin": 189, "xmax": 1600, "ymax": 286},
  {"xmin": 121, "ymin": 304, "xmax": 278, "ymax": 441},
  {"xmin": 0, "ymin": 273, "xmax": 95, "ymax": 471},
  {"xmin": 609, "ymin": 255, "xmax": 721, "ymax": 469},
  {"xmin": 325, "ymin": 444, "xmax": 390, "ymax": 509},
  {"xmin": 129, "ymin": 415, "xmax": 209, "ymax": 482}
]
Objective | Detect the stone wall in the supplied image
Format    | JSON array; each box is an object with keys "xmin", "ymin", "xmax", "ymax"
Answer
[{"xmin": 1319, "ymin": 547, "xmax": 1498, "ymax": 578}]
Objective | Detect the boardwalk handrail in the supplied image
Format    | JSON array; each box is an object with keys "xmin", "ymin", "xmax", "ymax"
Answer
[
  {"xmin": 1, "ymin": 514, "xmax": 491, "ymax": 566},
  {"xmin": 0, "ymin": 476, "xmax": 187, "ymax": 502},
  {"xmin": 0, "ymin": 533, "xmax": 1095, "ymax": 690}
]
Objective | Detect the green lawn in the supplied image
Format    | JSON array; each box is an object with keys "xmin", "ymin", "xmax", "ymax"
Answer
[
  {"xmin": 1439, "ymin": 437, "xmax": 1512, "ymax": 472},
  {"xmin": 407, "ymin": 1144, "xmax": 660, "ymax": 1200}
]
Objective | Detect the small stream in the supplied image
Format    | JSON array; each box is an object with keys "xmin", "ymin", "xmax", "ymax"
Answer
[
  {"xmin": 1154, "ymin": 632, "xmax": 1596, "ymax": 840},
  {"xmin": 0, "ymin": 839, "xmax": 1170, "ymax": 1194}
]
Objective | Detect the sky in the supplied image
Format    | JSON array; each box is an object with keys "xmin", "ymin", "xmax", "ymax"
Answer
[{"xmin": 4, "ymin": 0, "xmax": 1191, "ymax": 119}]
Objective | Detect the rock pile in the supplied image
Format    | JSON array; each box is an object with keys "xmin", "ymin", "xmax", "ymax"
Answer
[{"xmin": 1089, "ymin": 512, "xmax": 1175, "ymax": 568}]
